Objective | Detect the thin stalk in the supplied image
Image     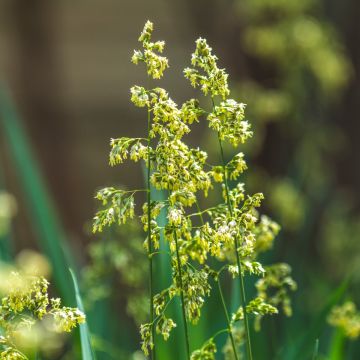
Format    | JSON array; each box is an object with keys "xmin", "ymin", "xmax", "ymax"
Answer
[
  {"xmin": 212, "ymin": 328, "xmax": 230, "ymax": 340},
  {"xmin": 173, "ymin": 228, "xmax": 191, "ymax": 360},
  {"xmin": 217, "ymin": 277, "xmax": 239, "ymax": 360},
  {"xmin": 217, "ymin": 134, "xmax": 253, "ymax": 360},
  {"xmin": 147, "ymin": 109, "xmax": 155, "ymax": 360},
  {"xmin": 187, "ymin": 205, "xmax": 217, "ymax": 219},
  {"xmin": 195, "ymin": 200, "xmax": 205, "ymax": 225},
  {"xmin": 312, "ymin": 338, "xmax": 319, "ymax": 360},
  {"xmin": 196, "ymin": 200, "xmax": 239, "ymax": 360}
]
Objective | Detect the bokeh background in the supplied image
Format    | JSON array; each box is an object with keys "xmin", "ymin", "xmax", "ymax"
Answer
[{"xmin": 0, "ymin": 0, "xmax": 359, "ymax": 359}]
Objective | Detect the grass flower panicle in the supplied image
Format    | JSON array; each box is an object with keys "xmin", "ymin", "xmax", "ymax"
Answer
[
  {"xmin": 93, "ymin": 21, "xmax": 296, "ymax": 360},
  {"xmin": 0, "ymin": 271, "xmax": 85, "ymax": 358},
  {"xmin": 328, "ymin": 301, "xmax": 360, "ymax": 339}
]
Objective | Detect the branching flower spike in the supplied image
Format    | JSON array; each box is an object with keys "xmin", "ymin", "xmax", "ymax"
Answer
[{"xmin": 94, "ymin": 21, "xmax": 296, "ymax": 360}]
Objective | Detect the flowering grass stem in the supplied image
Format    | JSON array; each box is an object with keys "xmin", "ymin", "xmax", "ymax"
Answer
[
  {"xmin": 174, "ymin": 228, "xmax": 191, "ymax": 360},
  {"xmin": 196, "ymin": 199, "xmax": 239, "ymax": 359},
  {"xmin": 217, "ymin": 277, "xmax": 239, "ymax": 360},
  {"xmin": 217, "ymin": 134, "xmax": 253, "ymax": 360},
  {"xmin": 147, "ymin": 108, "xmax": 156, "ymax": 360},
  {"xmin": 93, "ymin": 22, "xmax": 295, "ymax": 359}
]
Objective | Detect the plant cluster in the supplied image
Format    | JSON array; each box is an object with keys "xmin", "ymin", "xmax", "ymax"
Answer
[
  {"xmin": 93, "ymin": 21, "xmax": 296, "ymax": 360},
  {"xmin": 328, "ymin": 301, "xmax": 360, "ymax": 340},
  {"xmin": 84, "ymin": 219, "xmax": 148, "ymax": 325},
  {"xmin": 0, "ymin": 270, "xmax": 85, "ymax": 359},
  {"xmin": 231, "ymin": 0, "xmax": 351, "ymax": 238}
]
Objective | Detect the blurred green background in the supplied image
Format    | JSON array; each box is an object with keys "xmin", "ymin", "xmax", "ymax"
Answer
[{"xmin": 0, "ymin": 0, "xmax": 359, "ymax": 359}]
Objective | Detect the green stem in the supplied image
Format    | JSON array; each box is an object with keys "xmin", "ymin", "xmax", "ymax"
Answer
[
  {"xmin": 147, "ymin": 109, "xmax": 155, "ymax": 360},
  {"xmin": 217, "ymin": 134, "xmax": 253, "ymax": 360},
  {"xmin": 312, "ymin": 338, "xmax": 319, "ymax": 360},
  {"xmin": 187, "ymin": 205, "xmax": 217, "ymax": 219},
  {"xmin": 195, "ymin": 200, "xmax": 205, "ymax": 225},
  {"xmin": 212, "ymin": 328, "xmax": 230, "ymax": 340},
  {"xmin": 196, "ymin": 198, "xmax": 238, "ymax": 359},
  {"xmin": 152, "ymin": 296, "xmax": 175, "ymax": 325},
  {"xmin": 197, "ymin": 198, "xmax": 239, "ymax": 359},
  {"xmin": 174, "ymin": 228, "xmax": 191, "ymax": 360},
  {"xmin": 217, "ymin": 277, "xmax": 239, "ymax": 360}
]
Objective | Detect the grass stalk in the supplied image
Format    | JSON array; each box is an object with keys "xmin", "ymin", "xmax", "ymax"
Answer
[
  {"xmin": 217, "ymin": 134, "xmax": 253, "ymax": 360},
  {"xmin": 173, "ymin": 228, "xmax": 191, "ymax": 360},
  {"xmin": 217, "ymin": 277, "xmax": 239, "ymax": 360},
  {"xmin": 147, "ymin": 109, "xmax": 156, "ymax": 360},
  {"xmin": 196, "ymin": 200, "xmax": 239, "ymax": 359}
]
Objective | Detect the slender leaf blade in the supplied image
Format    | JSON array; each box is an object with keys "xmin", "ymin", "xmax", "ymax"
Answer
[
  {"xmin": 0, "ymin": 85, "xmax": 74, "ymax": 303},
  {"xmin": 70, "ymin": 268, "xmax": 96, "ymax": 360}
]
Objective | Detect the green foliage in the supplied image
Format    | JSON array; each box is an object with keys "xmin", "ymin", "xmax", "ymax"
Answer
[
  {"xmin": 0, "ymin": 270, "xmax": 84, "ymax": 359},
  {"xmin": 70, "ymin": 269, "xmax": 96, "ymax": 360},
  {"xmin": 85, "ymin": 219, "xmax": 148, "ymax": 325},
  {"xmin": 220, "ymin": 2, "xmax": 357, "ymax": 356},
  {"xmin": 230, "ymin": 0, "xmax": 351, "ymax": 242},
  {"xmin": 92, "ymin": 21, "xmax": 296, "ymax": 360},
  {"xmin": 256, "ymin": 263, "xmax": 297, "ymax": 317},
  {"xmin": 328, "ymin": 301, "xmax": 360, "ymax": 340},
  {"xmin": 238, "ymin": 0, "xmax": 350, "ymax": 99},
  {"xmin": 1, "ymin": 2, "xmax": 357, "ymax": 358}
]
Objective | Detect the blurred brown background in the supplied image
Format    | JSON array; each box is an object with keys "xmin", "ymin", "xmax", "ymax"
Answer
[{"xmin": 1, "ymin": 0, "xmax": 359, "ymax": 299}]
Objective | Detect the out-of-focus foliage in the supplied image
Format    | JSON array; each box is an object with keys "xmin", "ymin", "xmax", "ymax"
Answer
[
  {"xmin": 232, "ymin": 0, "xmax": 350, "ymax": 215},
  {"xmin": 241, "ymin": 0, "xmax": 349, "ymax": 92},
  {"xmin": 0, "ymin": 253, "xmax": 85, "ymax": 359},
  {"xmin": 237, "ymin": 0, "xmax": 350, "ymax": 119},
  {"xmin": 0, "ymin": 87, "xmax": 75, "ymax": 305},
  {"xmin": 222, "ymin": 325, "xmax": 243, "ymax": 360},
  {"xmin": 84, "ymin": 219, "xmax": 148, "ymax": 325},
  {"xmin": 320, "ymin": 196, "xmax": 360, "ymax": 283},
  {"xmin": 196, "ymin": 0, "xmax": 358, "ymax": 358},
  {"xmin": 328, "ymin": 301, "xmax": 360, "ymax": 339},
  {"xmin": 229, "ymin": 0, "xmax": 357, "ymax": 287}
]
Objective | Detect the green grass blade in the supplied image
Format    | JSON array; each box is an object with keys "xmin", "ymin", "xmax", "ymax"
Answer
[
  {"xmin": 70, "ymin": 268, "xmax": 96, "ymax": 360},
  {"xmin": 0, "ymin": 85, "xmax": 74, "ymax": 304},
  {"xmin": 0, "ymin": 165, "xmax": 14, "ymax": 262},
  {"xmin": 280, "ymin": 277, "xmax": 349, "ymax": 359},
  {"xmin": 312, "ymin": 339, "xmax": 319, "ymax": 360},
  {"xmin": 328, "ymin": 329, "xmax": 345, "ymax": 360}
]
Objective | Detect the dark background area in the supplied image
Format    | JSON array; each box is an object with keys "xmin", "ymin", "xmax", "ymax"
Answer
[{"xmin": 0, "ymin": 0, "xmax": 358, "ymax": 249}]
